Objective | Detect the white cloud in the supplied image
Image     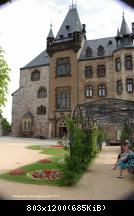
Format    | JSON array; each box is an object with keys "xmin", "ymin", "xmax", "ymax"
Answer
[{"xmin": 0, "ymin": 0, "xmax": 134, "ymax": 123}]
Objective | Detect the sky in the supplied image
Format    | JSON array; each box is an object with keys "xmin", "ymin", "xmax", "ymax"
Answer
[{"xmin": 0, "ymin": 0, "xmax": 134, "ymax": 123}]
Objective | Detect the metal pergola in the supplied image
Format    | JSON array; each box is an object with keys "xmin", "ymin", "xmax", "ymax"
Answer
[{"xmin": 72, "ymin": 98, "xmax": 134, "ymax": 131}]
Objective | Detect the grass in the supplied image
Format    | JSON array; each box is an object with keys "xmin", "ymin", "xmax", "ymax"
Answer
[
  {"xmin": 0, "ymin": 158, "xmax": 65, "ymax": 186},
  {"xmin": 26, "ymin": 145, "xmax": 68, "ymax": 156},
  {"xmin": 0, "ymin": 146, "xmax": 68, "ymax": 186}
]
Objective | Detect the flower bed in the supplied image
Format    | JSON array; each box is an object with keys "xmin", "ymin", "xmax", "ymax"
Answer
[
  {"xmin": 38, "ymin": 158, "xmax": 52, "ymax": 163},
  {"xmin": 9, "ymin": 169, "xmax": 25, "ymax": 176},
  {"xmin": 27, "ymin": 169, "xmax": 63, "ymax": 181},
  {"xmin": 49, "ymin": 145, "xmax": 64, "ymax": 148}
]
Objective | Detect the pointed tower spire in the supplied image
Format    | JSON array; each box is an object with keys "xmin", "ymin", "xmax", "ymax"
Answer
[
  {"xmin": 117, "ymin": 28, "xmax": 120, "ymax": 36},
  {"xmin": 47, "ymin": 23, "xmax": 54, "ymax": 38},
  {"xmin": 120, "ymin": 12, "xmax": 131, "ymax": 35}
]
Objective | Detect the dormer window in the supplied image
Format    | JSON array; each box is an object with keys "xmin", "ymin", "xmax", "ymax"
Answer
[
  {"xmin": 66, "ymin": 25, "xmax": 70, "ymax": 30},
  {"xmin": 85, "ymin": 47, "xmax": 93, "ymax": 57},
  {"xmin": 98, "ymin": 45, "xmax": 105, "ymax": 56},
  {"xmin": 108, "ymin": 40, "xmax": 112, "ymax": 45},
  {"xmin": 60, "ymin": 34, "xmax": 64, "ymax": 39},
  {"xmin": 68, "ymin": 33, "xmax": 72, "ymax": 38}
]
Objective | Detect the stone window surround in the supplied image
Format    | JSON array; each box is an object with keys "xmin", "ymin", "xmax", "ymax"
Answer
[
  {"xmin": 117, "ymin": 80, "xmax": 123, "ymax": 95},
  {"xmin": 98, "ymin": 84, "xmax": 106, "ymax": 97},
  {"xmin": 56, "ymin": 57, "xmax": 71, "ymax": 77},
  {"xmin": 125, "ymin": 55, "xmax": 133, "ymax": 71},
  {"xmin": 22, "ymin": 119, "xmax": 32, "ymax": 131},
  {"xmin": 85, "ymin": 85, "xmax": 93, "ymax": 98},
  {"xmin": 97, "ymin": 65, "xmax": 106, "ymax": 77},
  {"xmin": 126, "ymin": 78, "xmax": 133, "ymax": 93},
  {"xmin": 55, "ymin": 86, "xmax": 71, "ymax": 111},
  {"xmin": 85, "ymin": 66, "xmax": 93, "ymax": 78},
  {"xmin": 115, "ymin": 57, "xmax": 121, "ymax": 72},
  {"xmin": 37, "ymin": 105, "xmax": 46, "ymax": 115},
  {"xmin": 31, "ymin": 69, "xmax": 40, "ymax": 81},
  {"xmin": 38, "ymin": 86, "xmax": 47, "ymax": 98}
]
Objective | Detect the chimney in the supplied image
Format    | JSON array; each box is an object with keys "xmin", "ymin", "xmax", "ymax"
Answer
[{"xmin": 132, "ymin": 22, "xmax": 134, "ymax": 34}]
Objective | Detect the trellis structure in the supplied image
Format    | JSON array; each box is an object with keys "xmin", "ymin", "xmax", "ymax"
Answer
[{"xmin": 72, "ymin": 98, "xmax": 134, "ymax": 136}]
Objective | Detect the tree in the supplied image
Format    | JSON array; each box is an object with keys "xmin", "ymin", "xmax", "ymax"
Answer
[
  {"xmin": 0, "ymin": 47, "xmax": 10, "ymax": 112},
  {"xmin": 2, "ymin": 118, "xmax": 11, "ymax": 131}
]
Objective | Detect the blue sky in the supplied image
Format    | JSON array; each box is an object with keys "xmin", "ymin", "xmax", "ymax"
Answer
[{"xmin": 0, "ymin": 0, "xmax": 134, "ymax": 123}]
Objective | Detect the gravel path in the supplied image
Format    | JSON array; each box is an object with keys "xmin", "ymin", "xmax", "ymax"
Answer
[{"xmin": 0, "ymin": 137, "xmax": 133, "ymax": 200}]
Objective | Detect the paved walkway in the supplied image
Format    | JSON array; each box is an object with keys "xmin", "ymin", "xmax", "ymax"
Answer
[{"xmin": 0, "ymin": 137, "xmax": 134, "ymax": 200}]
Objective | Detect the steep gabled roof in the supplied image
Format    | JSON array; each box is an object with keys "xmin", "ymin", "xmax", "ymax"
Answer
[
  {"xmin": 56, "ymin": 7, "xmax": 82, "ymax": 40},
  {"xmin": 21, "ymin": 50, "xmax": 50, "ymax": 70}
]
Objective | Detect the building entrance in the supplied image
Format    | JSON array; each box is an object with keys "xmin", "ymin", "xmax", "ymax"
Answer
[{"xmin": 59, "ymin": 127, "xmax": 67, "ymax": 138}]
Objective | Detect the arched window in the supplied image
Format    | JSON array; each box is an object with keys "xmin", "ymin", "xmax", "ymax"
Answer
[
  {"xmin": 97, "ymin": 45, "xmax": 105, "ymax": 56},
  {"xmin": 31, "ymin": 69, "xmax": 40, "ymax": 81},
  {"xmin": 85, "ymin": 47, "xmax": 93, "ymax": 57},
  {"xmin": 38, "ymin": 87, "xmax": 47, "ymax": 98},
  {"xmin": 108, "ymin": 40, "xmax": 112, "ymax": 45},
  {"xmin": 37, "ymin": 105, "xmax": 46, "ymax": 115}
]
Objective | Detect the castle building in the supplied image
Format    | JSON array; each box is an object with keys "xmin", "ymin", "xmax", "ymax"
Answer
[{"xmin": 12, "ymin": 4, "xmax": 134, "ymax": 140}]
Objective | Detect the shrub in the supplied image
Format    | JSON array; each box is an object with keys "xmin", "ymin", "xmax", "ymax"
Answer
[
  {"xmin": 9, "ymin": 169, "xmax": 25, "ymax": 176},
  {"xmin": 62, "ymin": 118, "xmax": 102, "ymax": 185}
]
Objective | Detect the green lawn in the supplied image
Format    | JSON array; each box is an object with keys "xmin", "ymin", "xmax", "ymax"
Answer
[
  {"xmin": 0, "ymin": 146, "xmax": 68, "ymax": 186},
  {"xmin": 26, "ymin": 145, "xmax": 68, "ymax": 156}
]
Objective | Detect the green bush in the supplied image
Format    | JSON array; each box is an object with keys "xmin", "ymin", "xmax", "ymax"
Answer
[
  {"xmin": 62, "ymin": 118, "xmax": 102, "ymax": 185},
  {"xmin": 2, "ymin": 118, "xmax": 11, "ymax": 130}
]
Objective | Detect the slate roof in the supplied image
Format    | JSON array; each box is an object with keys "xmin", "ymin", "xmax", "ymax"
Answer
[
  {"xmin": 56, "ymin": 7, "xmax": 82, "ymax": 40},
  {"xmin": 22, "ymin": 112, "xmax": 34, "ymax": 119},
  {"xmin": 21, "ymin": 50, "xmax": 50, "ymax": 70},
  {"xmin": 120, "ymin": 15, "xmax": 131, "ymax": 35},
  {"xmin": 79, "ymin": 37, "xmax": 117, "ymax": 60},
  {"xmin": 47, "ymin": 26, "xmax": 54, "ymax": 38}
]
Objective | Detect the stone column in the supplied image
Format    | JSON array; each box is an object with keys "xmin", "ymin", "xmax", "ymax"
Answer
[{"xmin": 48, "ymin": 122, "xmax": 52, "ymax": 138}]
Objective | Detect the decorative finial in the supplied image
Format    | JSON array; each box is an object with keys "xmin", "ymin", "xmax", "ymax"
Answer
[
  {"xmin": 50, "ymin": 20, "xmax": 52, "ymax": 29},
  {"xmin": 72, "ymin": 0, "xmax": 74, "ymax": 6},
  {"xmin": 122, "ymin": 10, "xmax": 124, "ymax": 19}
]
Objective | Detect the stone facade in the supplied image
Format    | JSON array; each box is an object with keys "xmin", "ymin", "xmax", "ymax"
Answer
[
  {"xmin": 12, "ymin": 66, "xmax": 49, "ymax": 138},
  {"xmin": 12, "ymin": 5, "xmax": 134, "ymax": 140}
]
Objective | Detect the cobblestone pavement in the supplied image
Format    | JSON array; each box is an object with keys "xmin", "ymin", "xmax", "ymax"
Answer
[{"xmin": 0, "ymin": 137, "xmax": 134, "ymax": 200}]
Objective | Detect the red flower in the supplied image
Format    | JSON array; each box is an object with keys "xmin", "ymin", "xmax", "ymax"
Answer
[
  {"xmin": 38, "ymin": 159, "xmax": 52, "ymax": 163},
  {"xmin": 9, "ymin": 169, "xmax": 25, "ymax": 176}
]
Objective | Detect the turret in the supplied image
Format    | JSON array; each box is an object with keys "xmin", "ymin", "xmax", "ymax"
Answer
[
  {"xmin": 115, "ymin": 13, "xmax": 133, "ymax": 48},
  {"xmin": 46, "ymin": 24, "xmax": 55, "ymax": 57}
]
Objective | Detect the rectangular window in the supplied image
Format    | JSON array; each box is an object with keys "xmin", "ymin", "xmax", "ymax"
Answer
[
  {"xmin": 85, "ymin": 86, "xmax": 93, "ymax": 97},
  {"xmin": 117, "ymin": 80, "xmax": 123, "ymax": 95},
  {"xmin": 126, "ymin": 79, "xmax": 133, "ymax": 92},
  {"xmin": 85, "ymin": 66, "xmax": 93, "ymax": 78},
  {"xmin": 115, "ymin": 58, "xmax": 121, "ymax": 72},
  {"xmin": 56, "ymin": 57, "xmax": 71, "ymax": 77},
  {"xmin": 98, "ymin": 85, "xmax": 106, "ymax": 97},
  {"xmin": 97, "ymin": 65, "xmax": 106, "ymax": 77},
  {"xmin": 56, "ymin": 87, "xmax": 71, "ymax": 110},
  {"xmin": 125, "ymin": 55, "xmax": 133, "ymax": 70}
]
